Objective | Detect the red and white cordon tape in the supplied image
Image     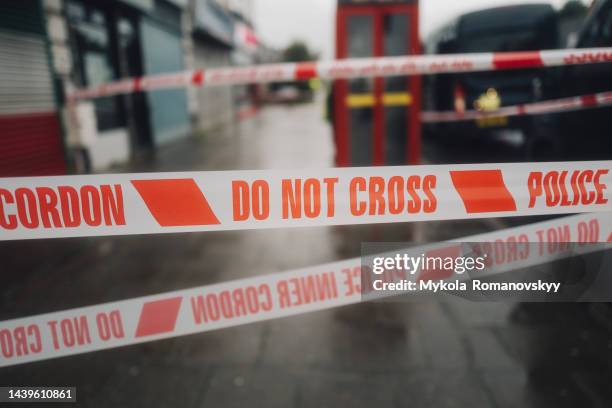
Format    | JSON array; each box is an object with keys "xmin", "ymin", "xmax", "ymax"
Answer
[
  {"xmin": 0, "ymin": 212, "xmax": 610, "ymax": 367},
  {"xmin": 0, "ymin": 161, "xmax": 610, "ymax": 241},
  {"xmin": 422, "ymin": 91, "xmax": 612, "ymax": 123},
  {"xmin": 67, "ymin": 48, "xmax": 612, "ymax": 100}
]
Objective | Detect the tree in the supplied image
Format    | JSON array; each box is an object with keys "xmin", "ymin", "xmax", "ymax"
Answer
[
  {"xmin": 559, "ymin": 0, "xmax": 588, "ymax": 19},
  {"xmin": 282, "ymin": 41, "xmax": 318, "ymax": 63},
  {"xmin": 279, "ymin": 41, "xmax": 319, "ymax": 92}
]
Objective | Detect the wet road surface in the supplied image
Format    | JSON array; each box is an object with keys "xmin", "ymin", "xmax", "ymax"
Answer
[{"xmin": 1, "ymin": 97, "xmax": 612, "ymax": 407}]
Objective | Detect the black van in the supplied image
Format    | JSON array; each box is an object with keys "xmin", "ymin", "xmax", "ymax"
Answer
[
  {"xmin": 424, "ymin": 4, "xmax": 560, "ymax": 147},
  {"xmin": 540, "ymin": 0, "xmax": 612, "ymax": 160}
]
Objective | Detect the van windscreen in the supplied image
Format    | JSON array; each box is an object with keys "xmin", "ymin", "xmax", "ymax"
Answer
[
  {"xmin": 458, "ymin": 6, "xmax": 558, "ymax": 52},
  {"xmin": 460, "ymin": 28, "xmax": 555, "ymax": 52}
]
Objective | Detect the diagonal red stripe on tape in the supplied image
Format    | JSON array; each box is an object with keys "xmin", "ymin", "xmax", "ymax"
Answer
[
  {"xmin": 295, "ymin": 62, "xmax": 318, "ymax": 80},
  {"xmin": 608, "ymin": 233, "xmax": 612, "ymax": 243},
  {"xmin": 581, "ymin": 94, "xmax": 597, "ymax": 107},
  {"xmin": 450, "ymin": 170, "xmax": 517, "ymax": 213},
  {"xmin": 131, "ymin": 179, "xmax": 220, "ymax": 226},
  {"xmin": 192, "ymin": 69, "xmax": 205, "ymax": 86},
  {"xmin": 418, "ymin": 245, "xmax": 462, "ymax": 282},
  {"xmin": 135, "ymin": 297, "xmax": 183, "ymax": 338},
  {"xmin": 493, "ymin": 51, "xmax": 544, "ymax": 70}
]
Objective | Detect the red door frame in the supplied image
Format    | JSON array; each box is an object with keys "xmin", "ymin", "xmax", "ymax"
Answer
[{"xmin": 334, "ymin": 3, "xmax": 421, "ymax": 166}]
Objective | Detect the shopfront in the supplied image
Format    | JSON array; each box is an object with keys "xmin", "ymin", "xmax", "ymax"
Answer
[{"xmin": 65, "ymin": 0, "xmax": 190, "ymax": 164}]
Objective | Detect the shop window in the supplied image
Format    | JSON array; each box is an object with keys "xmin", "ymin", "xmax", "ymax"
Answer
[{"xmin": 66, "ymin": 1, "xmax": 125, "ymax": 131}]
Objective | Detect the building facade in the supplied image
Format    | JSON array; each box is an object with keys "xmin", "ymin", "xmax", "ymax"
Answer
[
  {"xmin": 0, "ymin": 0, "xmax": 260, "ymax": 176},
  {"xmin": 187, "ymin": 0, "xmax": 235, "ymax": 132},
  {"xmin": 227, "ymin": 0, "xmax": 259, "ymax": 119},
  {"xmin": 185, "ymin": 0, "xmax": 261, "ymax": 130}
]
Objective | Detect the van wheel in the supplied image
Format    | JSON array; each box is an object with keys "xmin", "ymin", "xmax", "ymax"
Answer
[{"xmin": 524, "ymin": 132, "xmax": 564, "ymax": 161}]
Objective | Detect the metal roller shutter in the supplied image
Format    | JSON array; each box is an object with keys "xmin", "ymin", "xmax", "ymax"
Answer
[
  {"xmin": 0, "ymin": 30, "xmax": 55, "ymax": 114},
  {"xmin": 0, "ymin": 0, "xmax": 66, "ymax": 176}
]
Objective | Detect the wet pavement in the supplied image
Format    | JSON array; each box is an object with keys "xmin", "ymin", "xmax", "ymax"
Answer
[{"xmin": 1, "ymin": 96, "xmax": 612, "ymax": 407}]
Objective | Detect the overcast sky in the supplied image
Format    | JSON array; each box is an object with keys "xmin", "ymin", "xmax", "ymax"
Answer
[{"xmin": 253, "ymin": 0, "xmax": 570, "ymax": 59}]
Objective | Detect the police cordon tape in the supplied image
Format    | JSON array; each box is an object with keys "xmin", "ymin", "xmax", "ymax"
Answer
[
  {"xmin": 421, "ymin": 91, "xmax": 612, "ymax": 123},
  {"xmin": 0, "ymin": 161, "xmax": 610, "ymax": 241},
  {"xmin": 0, "ymin": 212, "xmax": 610, "ymax": 367},
  {"xmin": 67, "ymin": 48, "xmax": 612, "ymax": 100}
]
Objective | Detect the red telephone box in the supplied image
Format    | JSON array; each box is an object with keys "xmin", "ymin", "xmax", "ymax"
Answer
[{"xmin": 334, "ymin": 0, "xmax": 421, "ymax": 166}]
